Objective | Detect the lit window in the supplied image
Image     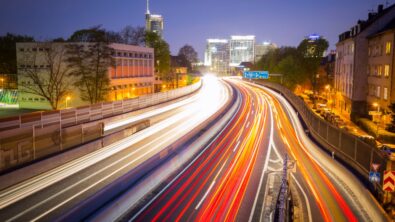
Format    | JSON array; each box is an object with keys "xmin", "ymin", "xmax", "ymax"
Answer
[
  {"xmin": 384, "ymin": 87, "xmax": 388, "ymax": 100},
  {"xmin": 386, "ymin": 42, "xmax": 392, "ymax": 54},
  {"xmin": 378, "ymin": 65, "xmax": 383, "ymax": 76},
  {"xmin": 384, "ymin": 65, "xmax": 390, "ymax": 77},
  {"xmin": 376, "ymin": 86, "xmax": 381, "ymax": 98}
]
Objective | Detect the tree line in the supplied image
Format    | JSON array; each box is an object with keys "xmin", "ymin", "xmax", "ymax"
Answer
[
  {"xmin": 0, "ymin": 25, "xmax": 198, "ymax": 110},
  {"xmin": 253, "ymin": 37, "xmax": 329, "ymax": 92}
]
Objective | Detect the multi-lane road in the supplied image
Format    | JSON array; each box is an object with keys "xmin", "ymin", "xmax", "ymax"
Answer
[
  {"xmin": 0, "ymin": 76, "xmax": 389, "ymax": 221},
  {"xmin": 0, "ymin": 76, "xmax": 232, "ymax": 221},
  {"xmin": 129, "ymin": 78, "xmax": 388, "ymax": 222}
]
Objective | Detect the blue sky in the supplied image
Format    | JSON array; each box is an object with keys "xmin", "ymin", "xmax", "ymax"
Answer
[{"xmin": 0, "ymin": 0, "xmax": 392, "ymax": 60}]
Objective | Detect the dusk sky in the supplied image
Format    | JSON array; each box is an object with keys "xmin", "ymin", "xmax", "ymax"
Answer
[{"xmin": 0, "ymin": 0, "xmax": 392, "ymax": 60}]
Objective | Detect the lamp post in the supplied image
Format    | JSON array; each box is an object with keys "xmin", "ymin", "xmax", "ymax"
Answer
[
  {"xmin": 65, "ymin": 96, "xmax": 71, "ymax": 109},
  {"xmin": 0, "ymin": 78, "xmax": 4, "ymax": 90},
  {"xmin": 373, "ymin": 102, "xmax": 381, "ymax": 138},
  {"xmin": 325, "ymin": 84, "xmax": 331, "ymax": 111}
]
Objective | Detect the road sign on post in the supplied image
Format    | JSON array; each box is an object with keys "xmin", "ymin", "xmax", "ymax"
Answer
[
  {"xmin": 371, "ymin": 163, "xmax": 380, "ymax": 172},
  {"xmin": 369, "ymin": 172, "xmax": 380, "ymax": 183},
  {"xmin": 383, "ymin": 171, "xmax": 395, "ymax": 192},
  {"xmin": 243, "ymin": 71, "xmax": 269, "ymax": 79}
]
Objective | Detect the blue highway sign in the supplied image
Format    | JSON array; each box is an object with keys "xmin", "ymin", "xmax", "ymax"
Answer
[
  {"xmin": 369, "ymin": 172, "xmax": 380, "ymax": 183},
  {"xmin": 243, "ymin": 71, "xmax": 269, "ymax": 79}
]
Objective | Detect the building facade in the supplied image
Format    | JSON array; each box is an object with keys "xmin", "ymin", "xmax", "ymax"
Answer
[
  {"xmin": 145, "ymin": 0, "xmax": 164, "ymax": 37},
  {"xmin": 229, "ymin": 35, "xmax": 255, "ymax": 67},
  {"xmin": 16, "ymin": 42, "xmax": 154, "ymax": 110},
  {"xmin": 367, "ymin": 20, "xmax": 395, "ymax": 124},
  {"xmin": 335, "ymin": 34, "xmax": 355, "ymax": 116},
  {"xmin": 204, "ymin": 39, "xmax": 229, "ymax": 75},
  {"xmin": 334, "ymin": 4, "xmax": 395, "ymax": 119}
]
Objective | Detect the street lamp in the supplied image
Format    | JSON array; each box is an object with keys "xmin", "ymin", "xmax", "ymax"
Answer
[
  {"xmin": 65, "ymin": 96, "xmax": 71, "ymax": 109},
  {"xmin": 373, "ymin": 102, "xmax": 381, "ymax": 138},
  {"xmin": 0, "ymin": 78, "xmax": 4, "ymax": 90}
]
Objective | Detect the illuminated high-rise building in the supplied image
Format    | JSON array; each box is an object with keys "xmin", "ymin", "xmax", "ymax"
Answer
[
  {"xmin": 229, "ymin": 35, "xmax": 255, "ymax": 67},
  {"xmin": 204, "ymin": 39, "xmax": 229, "ymax": 75},
  {"xmin": 145, "ymin": 0, "xmax": 164, "ymax": 37}
]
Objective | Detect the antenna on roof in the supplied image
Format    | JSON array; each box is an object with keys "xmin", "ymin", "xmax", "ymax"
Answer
[{"xmin": 146, "ymin": 0, "xmax": 150, "ymax": 14}]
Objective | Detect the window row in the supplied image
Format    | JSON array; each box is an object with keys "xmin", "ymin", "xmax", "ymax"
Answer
[
  {"xmin": 20, "ymin": 97, "xmax": 46, "ymax": 102},
  {"xmin": 369, "ymin": 85, "xmax": 388, "ymax": 100},
  {"xmin": 19, "ymin": 47, "xmax": 50, "ymax": 52},
  {"xmin": 368, "ymin": 64, "xmax": 390, "ymax": 77},
  {"xmin": 19, "ymin": 64, "xmax": 50, "ymax": 69},
  {"xmin": 368, "ymin": 41, "xmax": 392, "ymax": 57},
  {"xmin": 111, "ymin": 82, "xmax": 153, "ymax": 90},
  {"xmin": 112, "ymin": 51, "xmax": 153, "ymax": 59}
]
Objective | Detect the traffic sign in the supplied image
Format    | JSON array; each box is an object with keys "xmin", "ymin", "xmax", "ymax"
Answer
[
  {"xmin": 243, "ymin": 71, "xmax": 269, "ymax": 79},
  {"xmin": 383, "ymin": 171, "xmax": 395, "ymax": 192},
  {"xmin": 371, "ymin": 163, "xmax": 380, "ymax": 172},
  {"xmin": 369, "ymin": 172, "xmax": 380, "ymax": 183}
]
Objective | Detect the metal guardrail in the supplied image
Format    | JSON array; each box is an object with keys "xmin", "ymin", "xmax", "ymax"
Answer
[
  {"xmin": 0, "ymin": 82, "xmax": 202, "ymax": 173},
  {"xmin": 256, "ymin": 81, "xmax": 387, "ymax": 196}
]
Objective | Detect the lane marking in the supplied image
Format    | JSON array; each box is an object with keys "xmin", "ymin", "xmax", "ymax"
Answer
[
  {"xmin": 195, "ymin": 181, "xmax": 216, "ymax": 210},
  {"xmin": 291, "ymin": 173, "xmax": 313, "ymax": 222},
  {"xmin": 248, "ymin": 95, "xmax": 274, "ymax": 222},
  {"xmin": 195, "ymin": 158, "xmax": 228, "ymax": 210},
  {"xmin": 129, "ymin": 89, "xmax": 243, "ymax": 221},
  {"xmin": 233, "ymin": 140, "xmax": 241, "ymax": 153}
]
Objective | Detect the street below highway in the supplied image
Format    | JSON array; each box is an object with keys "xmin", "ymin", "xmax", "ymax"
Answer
[{"xmin": 130, "ymin": 77, "xmax": 388, "ymax": 222}]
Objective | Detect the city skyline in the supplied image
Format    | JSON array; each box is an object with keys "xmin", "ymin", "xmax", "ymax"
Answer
[{"xmin": 0, "ymin": 0, "xmax": 392, "ymax": 60}]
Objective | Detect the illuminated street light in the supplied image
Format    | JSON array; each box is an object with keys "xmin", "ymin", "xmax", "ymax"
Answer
[
  {"xmin": 0, "ymin": 78, "xmax": 4, "ymax": 90},
  {"xmin": 372, "ymin": 102, "xmax": 381, "ymax": 139},
  {"xmin": 65, "ymin": 96, "xmax": 71, "ymax": 109},
  {"xmin": 325, "ymin": 84, "xmax": 330, "ymax": 90}
]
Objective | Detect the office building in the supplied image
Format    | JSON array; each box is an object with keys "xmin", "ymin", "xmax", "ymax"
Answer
[
  {"xmin": 204, "ymin": 39, "xmax": 229, "ymax": 75},
  {"xmin": 16, "ymin": 42, "xmax": 155, "ymax": 110},
  {"xmin": 145, "ymin": 0, "xmax": 164, "ymax": 37},
  {"xmin": 229, "ymin": 35, "xmax": 255, "ymax": 67}
]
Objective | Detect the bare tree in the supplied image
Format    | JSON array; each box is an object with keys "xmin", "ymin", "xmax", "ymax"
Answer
[
  {"xmin": 19, "ymin": 42, "xmax": 72, "ymax": 110},
  {"xmin": 67, "ymin": 42, "xmax": 114, "ymax": 104},
  {"xmin": 120, "ymin": 26, "xmax": 146, "ymax": 46}
]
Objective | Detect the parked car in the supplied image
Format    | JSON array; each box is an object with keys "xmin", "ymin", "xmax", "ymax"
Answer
[{"xmin": 358, "ymin": 135, "xmax": 376, "ymax": 146}]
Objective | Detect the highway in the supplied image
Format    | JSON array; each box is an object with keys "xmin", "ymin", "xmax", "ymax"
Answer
[
  {"xmin": 130, "ymin": 78, "xmax": 388, "ymax": 222},
  {"xmin": 0, "ymin": 76, "xmax": 388, "ymax": 222},
  {"xmin": 0, "ymin": 76, "xmax": 232, "ymax": 221}
]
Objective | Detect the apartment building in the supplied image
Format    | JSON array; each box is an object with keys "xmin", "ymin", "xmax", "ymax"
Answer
[
  {"xmin": 367, "ymin": 19, "xmax": 395, "ymax": 124},
  {"xmin": 334, "ymin": 4, "xmax": 395, "ymax": 120}
]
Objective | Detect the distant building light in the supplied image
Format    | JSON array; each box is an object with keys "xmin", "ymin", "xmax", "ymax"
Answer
[
  {"xmin": 231, "ymin": 35, "xmax": 255, "ymax": 40},
  {"xmin": 308, "ymin": 34, "xmax": 321, "ymax": 41}
]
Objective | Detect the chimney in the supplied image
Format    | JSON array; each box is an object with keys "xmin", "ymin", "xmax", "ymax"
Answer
[{"xmin": 378, "ymin": 4, "xmax": 384, "ymax": 13}]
